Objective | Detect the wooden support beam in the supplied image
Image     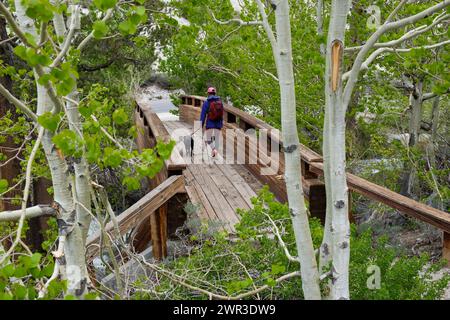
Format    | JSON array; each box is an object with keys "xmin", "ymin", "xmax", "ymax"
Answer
[{"xmin": 443, "ymin": 232, "xmax": 450, "ymax": 266}]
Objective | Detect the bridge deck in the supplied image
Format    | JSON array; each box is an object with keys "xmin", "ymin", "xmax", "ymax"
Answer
[{"xmin": 162, "ymin": 119, "xmax": 264, "ymax": 233}]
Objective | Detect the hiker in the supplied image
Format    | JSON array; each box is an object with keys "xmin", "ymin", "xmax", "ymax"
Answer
[{"xmin": 200, "ymin": 87, "xmax": 223, "ymax": 158}]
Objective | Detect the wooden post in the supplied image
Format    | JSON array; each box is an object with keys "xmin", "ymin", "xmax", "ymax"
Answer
[
  {"xmin": 307, "ymin": 179, "xmax": 326, "ymax": 224},
  {"xmin": 159, "ymin": 205, "xmax": 168, "ymax": 257},
  {"xmin": 150, "ymin": 209, "xmax": 162, "ymax": 260},
  {"xmin": 443, "ymin": 232, "xmax": 450, "ymax": 266}
]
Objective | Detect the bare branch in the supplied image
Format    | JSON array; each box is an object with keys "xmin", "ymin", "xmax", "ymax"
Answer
[
  {"xmin": 77, "ymin": 9, "xmax": 114, "ymax": 51},
  {"xmin": 0, "ymin": 204, "xmax": 56, "ymax": 222},
  {"xmin": 51, "ymin": 5, "xmax": 80, "ymax": 68},
  {"xmin": 265, "ymin": 213, "xmax": 300, "ymax": 263},
  {"xmin": 423, "ymin": 89, "xmax": 450, "ymax": 101},
  {"xmin": 0, "ymin": 82, "xmax": 38, "ymax": 122},
  {"xmin": 139, "ymin": 255, "xmax": 301, "ymax": 300},
  {"xmin": 343, "ymin": 0, "xmax": 450, "ymax": 109},
  {"xmin": 209, "ymin": 9, "xmax": 262, "ymax": 26},
  {"xmin": 385, "ymin": 0, "xmax": 408, "ymax": 24},
  {"xmin": 343, "ymin": 39, "xmax": 450, "ymax": 80},
  {"xmin": 346, "ymin": 13, "xmax": 449, "ymax": 52}
]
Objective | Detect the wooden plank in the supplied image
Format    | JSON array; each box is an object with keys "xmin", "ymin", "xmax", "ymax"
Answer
[
  {"xmin": 194, "ymin": 164, "xmax": 241, "ymax": 227},
  {"xmin": 309, "ymin": 162, "xmax": 450, "ymax": 233},
  {"xmin": 189, "ymin": 164, "xmax": 237, "ymax": 232},
  {"xmin": 204, "ymin": 164, "xmax": 250, "ymax": 213},
  {"xmin": 184, "ymin": 185, "xmax": 209, "ymax": 221},
  {"xmin": 185, "ymin": 167, "xmax": 222, "ymax": 223},
  {"xmin": 217, "ymin": 164, "xmax": 258, "ymax": 208},
  {"xmin": 86, "ymin": 175, "xmax": 185, "ymax": 259}
]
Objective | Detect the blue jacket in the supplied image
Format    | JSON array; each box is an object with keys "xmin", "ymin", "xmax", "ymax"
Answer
[{"xmin": 200, "ymin": 95, "xmax": 223, "ymax": 129}]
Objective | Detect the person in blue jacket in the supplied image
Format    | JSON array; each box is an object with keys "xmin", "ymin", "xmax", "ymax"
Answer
[{"xmin": 200, "ymin": 87, "xmax": 223, "ymax": 158}]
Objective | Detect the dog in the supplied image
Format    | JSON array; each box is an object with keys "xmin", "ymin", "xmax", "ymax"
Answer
[{"xmin": 180, "ymin": 134, "xmax": 194, "ymax": 159}]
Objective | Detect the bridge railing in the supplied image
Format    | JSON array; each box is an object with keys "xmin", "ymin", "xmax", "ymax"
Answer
[
  {"xmin": 131, "ymin": 98, "xmax": 187, "ymax": 259},
  {"xmin": 180, "ymin": 94, "xmax": 450, "ymax": 263}
]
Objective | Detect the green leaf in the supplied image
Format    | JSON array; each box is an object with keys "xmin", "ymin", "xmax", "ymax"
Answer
[
  {"xmin": 1, "ymin": 264, "xmax": 15, "ymax": 278},
  {"xmin": 93, "ymin": 20, "xmax": 109, "ymax": 39},
  {"xmin": 85, "ymin": 136, "xmax": 101, "ymax": 163},
  {"xmin": 112, "ymin": 108, "xmax": 128, "ymax": 125},
  {"xmin": 93, "ymin": 0, "xmax": 117, "ymax": 11},
  {"xmin": 79, "ymin": 100, "xmax": 101, "ymax": 118},
  {"xmin": 38, "ymin": 73, "xmax": 52, "ymax": 85},
  {"xmin": 156, "ymin": 140, "xmax": 175, "ymax": 160},
  {"xmin": 37, "ymin": 112, "xmax": 61, "ymax": 133},
  {"xmin": 13, "ymin": 46, "xmax": 28, "ymax": 61},
  {"xmin": 118, "ymin": 19, "xmax": 137, "ymax": 35},
  {"xmin": 0, "ymin": 179, "xmax": 9, "ymax": 194},
  {"xmin": 40, "ymin": 263, "xmax": 55, "ymax": 278},
  {"xmin": 123, "ymin": 176, "xmax": 140, "ymax": 191},
  {"xmin": 24, "ymin": 33, "xmax": 38, "ymax": 47},
  {"xmin": 265, "ymin": 277, "xmax": 277, "ymax": 287},
  {"xmin": 103, "ymin": 147, "xmax": 122, "ymax": 168},
  {"xmin": 271, "ymin": 263, "xmax": 285, "ymax": 275},
  {"xmin": 134, "ymin": 6, "xmax": 146, "ymax": 16},
  {"xmin": 140, "ymin": 148, "xmax": 156, "ymax": 163},
  {"xmin": 12, "ymin": 284, "xmax": 27, "ymax": 300},
  {"xmin": 52, "ymin": 129, "xmax": 84, "ymax": 157},
  {"xmin": 30, "ymin": 253, "xmax": 42, "ymax": 268}
]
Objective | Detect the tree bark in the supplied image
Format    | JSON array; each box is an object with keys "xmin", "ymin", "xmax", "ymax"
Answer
[
  {"xmin": 321, "ymin": 0, "xmax": 352, "ymax": 300},
  {"xmin": 14, "ymin": 0, "xmax": 89, "ymax": 297},
  {"xmin": 400, "ymin": 80, "xmax": 423, "ymax": 196},
  {"xmin": 273, "ymin": 0, "xmax": 321, "ymax": 300}
]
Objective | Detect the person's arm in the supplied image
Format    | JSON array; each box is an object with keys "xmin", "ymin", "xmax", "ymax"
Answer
[{"xmin": 200, "ymin": 100, "xmax": 208, "ymax": 128}]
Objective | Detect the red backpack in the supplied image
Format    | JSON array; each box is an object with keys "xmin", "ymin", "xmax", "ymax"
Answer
[{"xmin": 207, "ymin": 99, "xmax": 224, "ymax": 121}]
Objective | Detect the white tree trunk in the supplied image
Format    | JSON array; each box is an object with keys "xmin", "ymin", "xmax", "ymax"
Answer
[
  {"xmin": 316, "ymin": 0, "xmax": 325, "ymax": 55},
  {"xmin": 400, "ymin": 80, "xmax": 423, "ymax": 196},
  {"xmin": 273, "ymin": 0, "xmax": 321, "ymax": 300},
  {"xmin": 14, "ymin": 0, "xmax": 89, "ymax": 297},
  {"xmin": 429, "ymin": 96, "xmax": 440, "ymax": 167},
  {"xmin": 323, "ymin": 0, "xmax": 351, "ymax": 300}
]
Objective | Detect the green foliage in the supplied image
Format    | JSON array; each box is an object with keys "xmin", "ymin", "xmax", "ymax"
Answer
[
  {"xmin": 161, "ymin": 0, "xmax": 325, "ymax": 150},
  {"xmin": 14, "ymin": 46, "xmax": 51, "ymax": 67},
  {"xmin": 52, "ymin": 129, "xmax": 84, "ymax": 158},
  {"xmin": 0, "ymin": 179, "xmax": 9, "ymax": 194},
  {"xmin": 0, "ymin": 253, "xmax": 65, "ymax": 300},
  {"xmin": 112, "ymin": 108, "xmax": 128, "ymax": 125},
  {"xmin": 136, "ymin": 188, "xmax": 449, "ymax": 300},
  {"xmin": 93, "ymin": 0, "xmax": 117, "ymax": 11},
  {"xmin": 37, "ymin": 112, "xmax": 62, "ymax": 133},
  {"xmin": 93, "ymin": 21, "xmax": 110, "ymax": 39},
  {"xmin": 23, "ymin": 0, "xmax": 55, "ymax": 23}
]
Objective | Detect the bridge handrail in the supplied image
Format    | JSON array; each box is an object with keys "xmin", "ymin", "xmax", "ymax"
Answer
[{"xmin": 135, "ymin": 98, "xmax": 186, "ymax": 171}]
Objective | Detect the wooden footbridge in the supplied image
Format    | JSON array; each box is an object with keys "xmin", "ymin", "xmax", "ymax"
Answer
[{"xmin": 87, "ymin": 94, "xmax": 450, "ymax": 265}]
